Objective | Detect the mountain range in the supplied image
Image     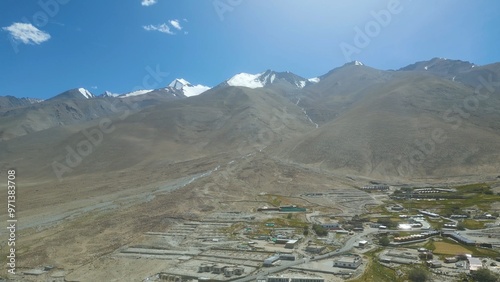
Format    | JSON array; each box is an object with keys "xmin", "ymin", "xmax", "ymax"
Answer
[
  {"xmin": 3, "ymin": 57, "xmax": 500, "ymax": 275},
  {"xmin": 1, "ymin": 57, "xmax": 500, "ymax": 181}
]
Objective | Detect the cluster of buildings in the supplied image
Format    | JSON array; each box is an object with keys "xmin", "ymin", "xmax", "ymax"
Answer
[
  {"xmin": 474, "ymin": 213, "xmax": 497, "ymax": 220},
  {"xmin": 320, "ymin": 223, "xmax": 341, "ymax": 230},
  {"xmin": 361, "ymin": 185, "xmax": 389, "ymax": 191},
  {"xmin": 413, "ymin": 188, "xmax": 456, "ymax": 194},
  {"xmin": 263, "ymin": 254, "xmax": 296, "ymax": 267},
  {"xmin": 158, "ymin": 274, "xmax": 182, "ymax": 281},
  {"xmin": 273, "ymin": 236, "xmax": 299, "ymax": 249},
  {"xmin": 257, "ymin": 205, "xmax": 306, "ymax": 212},
  {"xmin": 393, "ymin": 231, "xmax": 440, "ymax": 244},
  {"xmin": 417, "ymin": 248, "xmax": 434, "ymax": 260},
  {"xmin": 424, "ymin": 254, "xmax": 484, "ymax": 272},
  {"xmin": 197, "ymin": 263, "xmax": 244, "ymax": 277}
]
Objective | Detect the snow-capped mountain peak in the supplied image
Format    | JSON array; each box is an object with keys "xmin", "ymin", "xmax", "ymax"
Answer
[
  {"xmin": 169, "ymin": 78, "xmax": 192, "ymax": 90},
  {"xmin": 168, "ymin": 78, "xmax": 210, "ymax": 97},
  {"xmin": 120, "ymin": 89, "xmax": 154, "ymax": 98},
  {"xmin": 227, "ymin": 72, "xmax": 264, "ymax": 89},
  {"xmin": 100, "ymin": 91, "xmax": 119, "ymax": 98},
  {"xmin": 225, "ymin": 70, "xmax": 310, "ymax": 89},
  {"xmin": 78, "ymin": 88, "xmax": 94, "ymax": 99},
  {"xmin": 308, "ymin": 77, "xmax": 320, "ymax": 83}
]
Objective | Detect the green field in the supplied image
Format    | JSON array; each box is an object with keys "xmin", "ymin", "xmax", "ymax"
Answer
[
  {"xmin": 462, "ymin": 219, "xmax": 486, "ymax": 230},
  {"xmin": 397, "ymin": 182, "xmax": 500, "ymax": 214},
  {"xmin": 425, "ymin": 238, "xmax": 500, "ymax": 257}
]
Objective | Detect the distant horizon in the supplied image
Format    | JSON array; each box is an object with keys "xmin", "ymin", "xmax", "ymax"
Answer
[
  {"xmin": 2, "ymin": 56, "xmax": 495, "ymax": 100},
  {"xmin": 2, "ymin": 0, "xmax": 500, "ymax": 99}
]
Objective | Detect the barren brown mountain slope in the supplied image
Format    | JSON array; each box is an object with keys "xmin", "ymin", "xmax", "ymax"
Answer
[
  {"xmin": 279, "ymin": 72, "xmax": 500, "ymax": 178},
  {"xmin": 0, "ymin": 86, "xmax": 313, "ymax": 233}
]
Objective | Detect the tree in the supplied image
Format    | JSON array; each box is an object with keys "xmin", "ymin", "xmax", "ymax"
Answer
[
  {"xmin": 408, "ymin": 268, "xmax": 430, "ymax": 282},
  {"xmin": 379, "ymin": 235, "xmax": 390, "ymax": 246},
  {"xmin": 471, "ymin": 268, "xmax": 499, "ymax": 282},
  {"xmin": 303, "ymin": 226, "xmax": 309, "ymax": 236},
  {"xmin": 456, "ymin": 272, "xmax": 470, "ymax": 281},
  {"xmin": 456, "ymin": 222, "xmax": 466, "ymax": 231},
  {"xmin": 377, "ymin": 217, "xmax": 394, "ymax": 228},
  {"xmin": 312, "ymin": 224, "xmax": 328, "ymax": 236}
]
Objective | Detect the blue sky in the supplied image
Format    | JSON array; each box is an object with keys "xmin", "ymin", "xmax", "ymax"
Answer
[{"xmin": 1, "ymin": 0, "xmax": 500, "ymax": 99}]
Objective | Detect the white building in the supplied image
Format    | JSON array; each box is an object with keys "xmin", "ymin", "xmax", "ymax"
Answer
[
  {"xmin": 285, "ymin": 239, "xmax": 298, "ymax": 249},
  {"xmin": 333, "ymin": 255, "xmax": 362, "ymax": 269},
  {"xmin": 264, "ymin": 255, "xmax": 280, "ymax": 267},
  {"xmin": 468, "ymin": 257, "xmax": 482, "ymax": 272}
]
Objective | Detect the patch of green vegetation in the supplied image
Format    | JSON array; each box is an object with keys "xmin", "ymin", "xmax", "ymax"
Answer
[
  {"xmin": 435, "ymin": 238, "xmax": 500, "ymax": 257},
  {"xmin": 426, "ymin": 218, "xmax": 444, "ymax": 230},
  {"xmin": 423, "ymin": 239, "xmax": 435, "ymax": 251},
  {"xmin": 379, "ymin": 235, "xmax": 390, "ymax": 246},
  {"xmin": 348, "ymin": 249, "xmax": 398, "ymax": 282},
  {"xmin": 366, "ymin": 204, "xmax": 389, "ymax": 215},
  {"xmin": 460, "ymin": 194, "xmax": 500, "ymax": 210},
  {"xmin": 471, "ymin": 267, "xmax": 500, "ymax": 282},
  {"xmin": 247, "ymin": 215, "xmax": 308, "ymax": 236},
  {"xmin": 462, "ymin": 219, "xmax": 486, "ymax": 230},
  {"xmin": 270, "ymin": 196, "xmax": 282, "ymax": 207},
  {"xmin": 469, "ymin": 246, "xmax": 500, "ymax": 258},
  {"xmin": 397, "ymin": 182, "xmax": 500, "ymax": 215},
  {"xmin": 408, "ymin": 267, "xmax": 431, "ymax": 282},
  {"xmin": 455, "ymin": 183, "xmax": 491, "ymax": 194},
  {"xmin": 312, "ymin": 224, "xmax": 328, "ymax": 236},
  {"xmin": 376, "ymin": 217, "xmax": 399, "ymax": 229},
  {"xmin": 285, "ymin": 214, "xmax": 308, "ymax": 228}
]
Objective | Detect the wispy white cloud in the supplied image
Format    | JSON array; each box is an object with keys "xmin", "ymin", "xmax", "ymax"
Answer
[
  {"xmin": 143, "ymin": 19, "xmax": 187, "ymax": 35},
  {"xmin": 141, "ymin": 0, "xmax": 157, "ymax": 6},
  {"xmin": 169, "ymin": 20, "xmax": 182, "ymax": 30},
  {"xmin": 2, "ymin": 22, "xmax": 51, "ymax": 45},
  {"xmin": 143, "ymin": 23, "xmax": 174, "ymax": 35}
]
